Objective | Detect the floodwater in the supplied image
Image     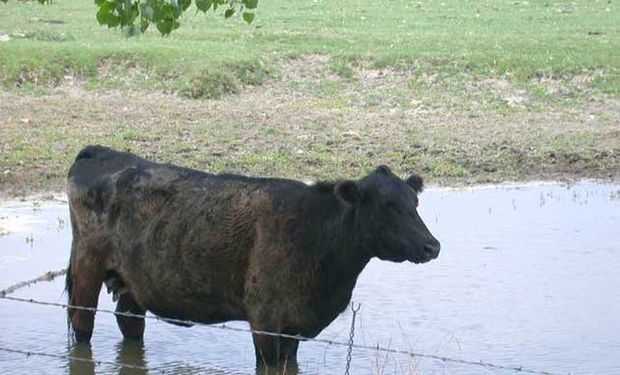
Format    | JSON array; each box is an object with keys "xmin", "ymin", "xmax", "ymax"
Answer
[{"xmin": 1, "ymin": 181, "xmax": 619, "ymax": 375}]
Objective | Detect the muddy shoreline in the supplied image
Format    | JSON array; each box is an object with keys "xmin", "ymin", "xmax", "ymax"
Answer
[{"xmin": 2, "ymin": 58, "xmax": 619, "ymax": 198}]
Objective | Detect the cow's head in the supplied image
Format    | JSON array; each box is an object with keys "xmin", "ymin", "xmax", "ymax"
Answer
[{"xmin": 335, "ymin": 165, "xmax": 440, "ymax": 263}]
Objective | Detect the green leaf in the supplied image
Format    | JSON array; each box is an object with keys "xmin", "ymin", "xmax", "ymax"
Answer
[
  {"xmin": 243, "ymin": 0, "xmax": 258, "ymax": 10},
  {"xmin": 119, "ymin": 1, "xmax": 139, "ymax": 26},
  {"xmin": 100, "ymin": 13, "xmax": 120, "ymax": 27},
  {"xmin": 242, "ymin": 11, "xmax": 254, "ymax": 24},
  {"xmin": 178, "ymin": 0, "xmax": 191, "ymax": 11},
  {"xmin": 195, "ymin": 0, "xmax": 212, "ymax": 12},
  {"xmin": 109, "ymin": 15, "xmax": 121, "ymax": 27},
  {"xmin": 96, "ymin": 7, "xmax": 107, "ymax": 25},
  {"xmin": 156, "ymin": 19, "xmax": 179, "ymax": 35},
  {"xmin": 156, "ymin": 20, "xmax": 173, "ymax": 35},
  {"xmin": 96, "ymin": 2, "xmax": 121, "ymax": 27},
  {"xmin": 224, "ymin": 8, "xmax": 234, "ymax": 18},
  {"xmin": 152, "ymin": 3, "xmax": 176, "ymax": 23},
  {"xmin": 94, "ymin": 0, "xmax": 105, "ymax": 6},
  {"xmin": 97, "ymin": 1, "xmax": 113, "ymax": 15}
]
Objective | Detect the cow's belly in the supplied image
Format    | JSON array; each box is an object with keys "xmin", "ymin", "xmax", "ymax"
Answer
[
  {"xmin": 116, "ymin": 265, "xmax": 248, "ymax": 324},
  {"xmin": 110, "ymin": 232, "xmax": 249, "ymax": 325},
  {"xmin": 144, "ymin": 295, "xmax": 247, "ymax": 325}
]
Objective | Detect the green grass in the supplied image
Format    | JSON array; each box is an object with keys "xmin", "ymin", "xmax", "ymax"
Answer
[{"xmin": 0, "ymin": 0, "xmax": 618, "ymax": 93}]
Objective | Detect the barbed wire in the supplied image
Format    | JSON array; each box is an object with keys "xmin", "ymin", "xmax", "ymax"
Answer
[
  {"xmin": 0, "ymin": 268, "xmax": 67, "ymax": 297},
  {"xmin": 0, "ymin": 346, "xmax": 163, "ymax": 373},
  {"xmin": 1, "ymin": 294, "xmax": 570, "ymax": 375}
]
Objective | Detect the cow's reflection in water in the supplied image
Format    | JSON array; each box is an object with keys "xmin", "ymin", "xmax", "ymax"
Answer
[
  {"xmin": 67, "ymin": 341, "xmax": 148, "ymax": 375},
  {"xmin": 116, "ymin": 341, "xmax": 148, "ymax": 375},
  {"xmin": 67, "ymin": 343, "xmax": 95, "ymax": 375},
  {"xmin": 67, "ymin": 341, "xmax": 298, "ymax": 375}
]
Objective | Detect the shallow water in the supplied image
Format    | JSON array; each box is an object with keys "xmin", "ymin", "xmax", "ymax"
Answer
[{"xmin": 1, "ymin": 181, "xmax": 619, "ymax": 375}]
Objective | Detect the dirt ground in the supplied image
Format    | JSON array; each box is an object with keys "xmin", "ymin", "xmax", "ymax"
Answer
[{"xmin": 1, "ymin": 56, "xmax": 619, "ymax": 197}]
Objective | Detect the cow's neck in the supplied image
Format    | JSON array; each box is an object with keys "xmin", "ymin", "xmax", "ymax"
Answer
[{"xmin": 314, "ymin": 207, "xmax": 371, "ymax": 318}]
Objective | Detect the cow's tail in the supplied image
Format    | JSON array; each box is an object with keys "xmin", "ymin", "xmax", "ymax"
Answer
[{"xmin": 65, "ymin": 254, "xmax": 74, "ymax": 334}]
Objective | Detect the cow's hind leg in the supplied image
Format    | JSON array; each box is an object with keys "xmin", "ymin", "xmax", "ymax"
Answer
[
  {"xmin": 115, "ymin": 293, "xmax": 146, "ymax": 340},
  {"xmin": 68, "ymin": 248, "xmax": 106, "ymax": 342}
]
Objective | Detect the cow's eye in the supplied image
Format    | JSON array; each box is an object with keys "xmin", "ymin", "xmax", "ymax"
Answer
[{"xmin": 386, "ymin": 201, "xmax": 400, "ymax": 212}]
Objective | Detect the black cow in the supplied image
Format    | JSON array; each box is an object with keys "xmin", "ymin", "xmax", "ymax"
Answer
[{"xmin": 66, "ymin": 145, "xmax": 440, "ymax": 368}]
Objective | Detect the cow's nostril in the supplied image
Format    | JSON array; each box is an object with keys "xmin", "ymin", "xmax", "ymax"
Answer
[{"xmin": 424, "ymin": 242, "xmax": 440, "ymax": 258}]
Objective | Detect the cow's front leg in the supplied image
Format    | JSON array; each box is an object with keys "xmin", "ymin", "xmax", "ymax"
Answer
[
  {"xmin": 279, "ymin": 336, "xmax": 299, "ymax": 363},
  {"xmin": 252, "ymin": 332, "xmax": 279, "ymax": 367},
  {"xmin": 251, "ymin": 331, "xmax": 300, "ymax": 370},
  {"xmin": 68, "ymin": 248, "xmax": 106, "ymax": 343}
]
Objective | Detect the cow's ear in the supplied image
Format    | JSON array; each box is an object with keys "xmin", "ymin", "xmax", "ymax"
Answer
[
  {"xmin": 335, "ymin": 180, "xmax": 359, "ymax": 204},
  {"xmin": 376, "ymin": 165, "xmax": 391, "ymax": 175},
  {"xmin": 406, "ymin": 174, "xmax": 424, "ymax": 193}
]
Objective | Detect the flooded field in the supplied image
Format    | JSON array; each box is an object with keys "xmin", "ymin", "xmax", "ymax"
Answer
[{"xmin": 1, "ymin": 181, "xmax": 619, "ymax": 375}]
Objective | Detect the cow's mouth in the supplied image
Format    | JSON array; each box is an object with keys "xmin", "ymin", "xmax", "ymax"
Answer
[
  {"xmin": 408, "ymin": 243, "xmax": 440, "ymax": 264},
  {"xmin": 409, "ymin": 255, "xmax": 433, "ymax": 264}
]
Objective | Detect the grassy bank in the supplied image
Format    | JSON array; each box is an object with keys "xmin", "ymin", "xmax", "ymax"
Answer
[
  {"xmin": 1, "ymin": 0, "xmax": 618, "ymax": 93},
  {"xmin": 0, "ymin": 0, "xmax": 619, "ymax": 195}
]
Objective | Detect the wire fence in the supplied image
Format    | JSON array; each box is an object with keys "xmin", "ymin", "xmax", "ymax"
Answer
[{"xmin": 0, "ymin": 270, "xmax": 571, "ymax": 375}]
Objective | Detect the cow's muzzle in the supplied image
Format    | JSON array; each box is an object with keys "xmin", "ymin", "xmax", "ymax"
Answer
[{"xmin": 413, "ymin": 238, "xmax": 440, "ymax": 263}]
